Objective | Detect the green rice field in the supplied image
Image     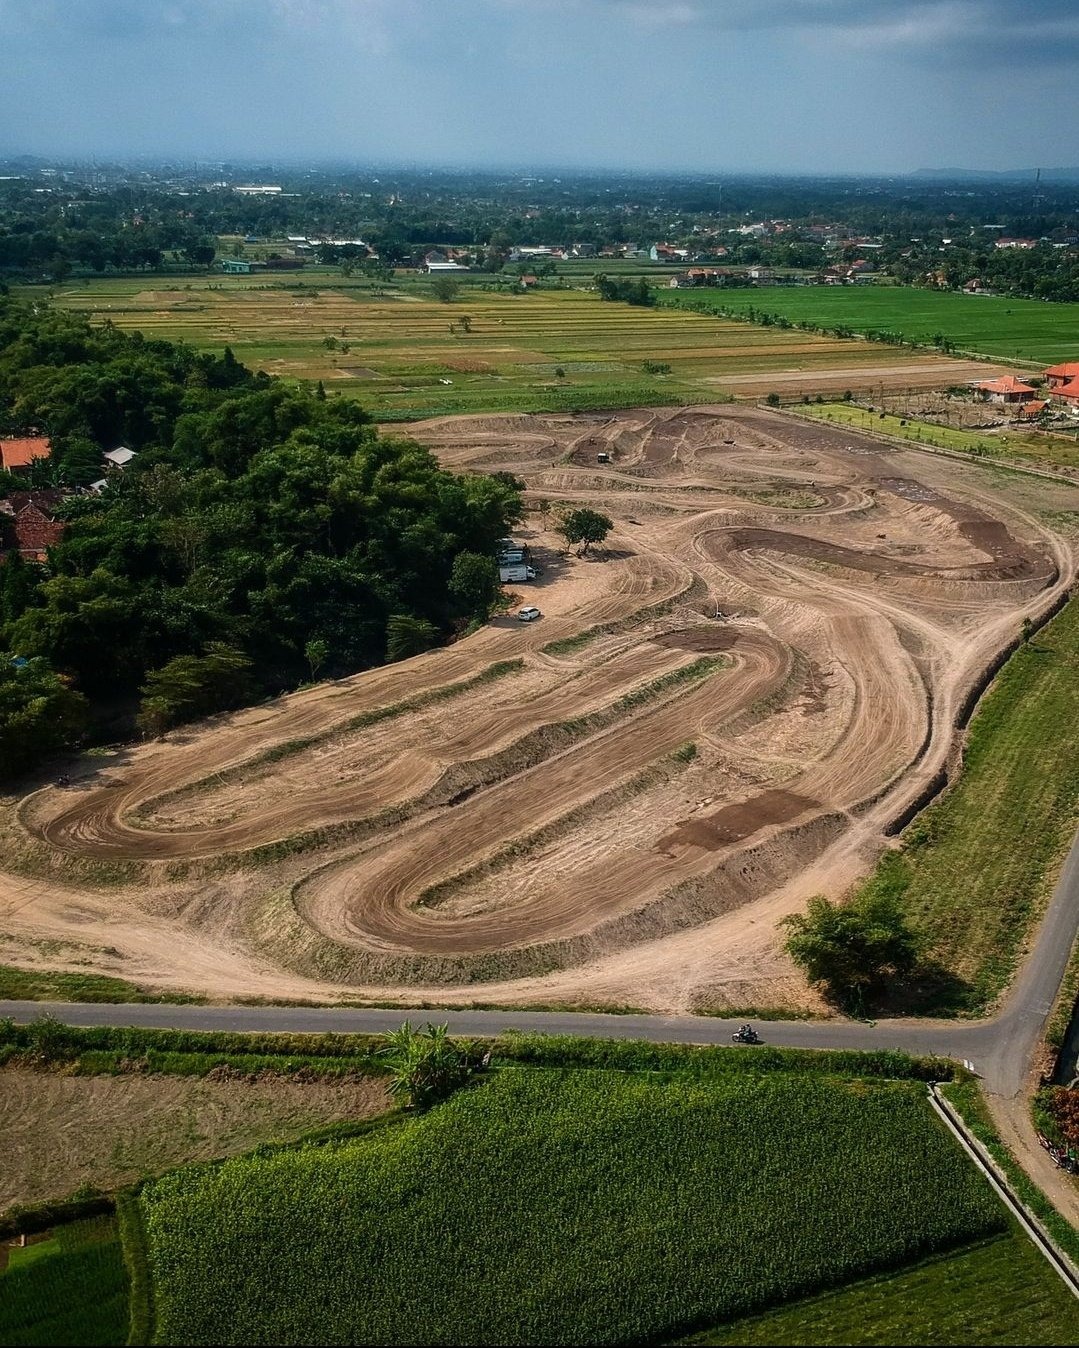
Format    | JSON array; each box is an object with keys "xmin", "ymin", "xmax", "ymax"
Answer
[
  {"xmin": 662, "ymin": 284, "xmax": 1079, "ymax": 365},
  {"xmin": 139, "ymin": 1065, "xmax": 1006, "ymax": 1345},
  {"xmin": 26, "ymin": 273, "xmax": 977, "ymax": 420},
  {"xmin": 0, "ymin": 1216, "xmax": 128, "ymax": 1347},
  {"xmin": 686, "ymin": 1232, "xmax": 1079, "ymax": 1346}
]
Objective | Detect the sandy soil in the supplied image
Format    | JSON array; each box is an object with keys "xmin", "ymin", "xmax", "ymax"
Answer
[
  {"xmin": 2, "ymin": 405, "xmax": 1077, "ymax": 1011},
  {"xmin": 0, "ymin": 1068, "xmax": 389, "ymax": 1210}
]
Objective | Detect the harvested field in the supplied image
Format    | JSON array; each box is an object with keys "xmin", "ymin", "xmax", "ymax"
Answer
[
  {"xmin": 2, "ymin": 405, "xmax": 1078, "ymax": 1009},
  {"xmin": 0, "ymin": 1069, "xmax": 389, "ymax": 1210},
  {"xmin": 34, "ymin": 276, "xmax": 1010, "ymax": 418}
]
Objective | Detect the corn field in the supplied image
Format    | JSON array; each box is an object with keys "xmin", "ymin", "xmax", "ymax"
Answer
[{"xmin": 142, "ymin": 1067, "xmax": 1004, "ymax": 1346}]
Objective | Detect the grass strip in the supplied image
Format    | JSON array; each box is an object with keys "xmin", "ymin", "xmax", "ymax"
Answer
[
  {"xmin": 0, "ymin": 964, "xmax": 205, "ymax": 1006},
  {"xmin": 849, "ymin": 596, "xmax": 1079, "ymax": 1014},
  {"xmin": 941, "ymin": 1079, "xmax": 1079, "ymax": 1269},
  {"xmin": 115, "ymin": 1192, "xmax": 154, "ymax": 1348}
]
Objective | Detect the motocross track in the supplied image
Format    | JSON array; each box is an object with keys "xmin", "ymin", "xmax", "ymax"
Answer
[{"xmin": 4, "ymin": 405, "xmax": 1078, "ymax": 1010}]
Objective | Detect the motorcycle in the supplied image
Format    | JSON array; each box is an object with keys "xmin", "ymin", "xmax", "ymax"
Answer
[{"xmin": 731, "ymin": 1025, "xmax": 761, "ymax": 1045}]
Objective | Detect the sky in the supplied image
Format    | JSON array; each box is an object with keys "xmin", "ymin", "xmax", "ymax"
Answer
[{"xmin": 2, "ymin": 0, "xmax": 1078, "ymax": 174}]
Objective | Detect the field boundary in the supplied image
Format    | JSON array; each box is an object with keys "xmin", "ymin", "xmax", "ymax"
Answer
[
  {"xmin": 772, "ymin": 403, "xmax": 1079, "ymax": 488},
  {"xmin": 928, "ymin": 1084, "xmax": 1079, "ymax": 1298}
]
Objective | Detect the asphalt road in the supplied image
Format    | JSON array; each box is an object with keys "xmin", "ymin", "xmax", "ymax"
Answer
[{"xmin": 6, "ymin": 826, "xmax": 1079, "ymax": 1100}]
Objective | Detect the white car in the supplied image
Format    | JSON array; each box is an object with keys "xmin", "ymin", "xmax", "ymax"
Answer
[{"xmin": 517, "ymin": 606, "xmax": 542, "ymax": 622}]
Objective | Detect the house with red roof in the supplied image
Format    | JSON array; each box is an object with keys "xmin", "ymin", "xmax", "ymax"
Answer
[
  {"xmin": 0, "ymin": 437, "xmax": 51, "ymax": 473},
  {"xmin": 1044, "ymin": 362, "xmax": 1079, "ymax": 390},
  {"xmin": 973, "ymin": 375, "xmax": 1038, "ymax": 404},
  {"xmin": 1016, "ymin": 400, "xmax": 1049, "ymax": 421},
  {"xmin": 0, "ymin": 490, "xmax": 66, "ymax": 562}
]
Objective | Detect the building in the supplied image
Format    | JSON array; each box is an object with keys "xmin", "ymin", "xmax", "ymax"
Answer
[
  {"xmin": 974, "ymin": 375, "xmax": 1038, "ymax": 404},
  {"xmin": 0, "ymin": 436, "xmax": 51, "ymax": 473},
  {"xmin": 220, "ymin": 258, "xmax": 255, "ymax": 274},
  {"xmin": 1052, "ymin": 378, "xmax": 1079, "ymax": 413},
  {"xmin": 1044, "ymin": 362, "xmax": 1079, "ymax": 390},
  {"xmin": 1016, "ymin": 400, "xmax": 1049, "ymax": 421},
  {"xmin": 103, "ymin": 447, "xmax": 137, "ymax": 468},
  {"xmin": 0, "ymin": 490, "xmax": 66, "ymax": 561}
]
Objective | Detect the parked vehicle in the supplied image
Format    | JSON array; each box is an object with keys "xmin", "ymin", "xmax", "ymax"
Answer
[
  {"xmin": 517, "ymin": 606, "xmax": 542, "ymax": 622},
  {"xmin": 499, "ymin": 563, "xmax": 537, "ymax": 583}
]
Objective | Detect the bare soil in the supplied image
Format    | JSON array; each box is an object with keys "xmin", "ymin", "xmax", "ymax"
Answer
[
  {"xmin": 0, "ymin": 1069, "xmax": 389, "ymax": 1210},
  {"xmin": 1, "ymin": 405, "xmax": 1077, "ymax": 1012}
]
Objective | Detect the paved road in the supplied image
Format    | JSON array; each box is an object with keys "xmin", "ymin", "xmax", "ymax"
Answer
[{"xmin": 6, "ymin": 824, "xmax": 1079, "ymax": 1100}]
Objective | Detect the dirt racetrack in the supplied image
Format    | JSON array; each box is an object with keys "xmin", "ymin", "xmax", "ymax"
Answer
[{"xmin": 3, "ymin": 406, "xmax": 1078, "ymax": 1011}]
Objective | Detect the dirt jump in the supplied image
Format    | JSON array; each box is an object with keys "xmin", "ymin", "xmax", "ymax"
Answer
[{"xmin": 4, "ymin": 405, "xmax": 1078, "ymax": 1012}]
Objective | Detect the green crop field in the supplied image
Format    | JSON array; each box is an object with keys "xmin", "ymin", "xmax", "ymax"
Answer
[
  {"xmin": 0, "ymin": 1216, "xmax": 128, "ymax": 1347},
  {"xmin": 854, "ymin": 595, "xmax": 1079, "ymax": 1013},
  {"xmin": 796, "ymin": 403, "xmax": 1079, "ymax": 471},
  {"xmin": 686, "ymin": 1232, "xmax": 1079, "ymax": 1346},
  {"xmin": 661, "ymin": 285, "xmax": 1079, "ymax": 365},
  {"xmin": 140, "ymin": 1065, "xmax": 1005, "ymax": 1346},
  {"xmin": 25, "ymin": 272, "xmax": 970, "ymax": 420}
]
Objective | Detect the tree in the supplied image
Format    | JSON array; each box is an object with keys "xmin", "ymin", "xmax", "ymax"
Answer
[
  {"xmin": 0, "ymin": 657, "xmax": 88, "ymax": 781},
  {"xmin": 765, "ymin": 392, "xmax": 781, "ymax": 407},
  {"xmin": 136, "ymin": 643, "xmax": 257, "ymax": 736},
  {"xmin": 781, "ymin": 889, "xmax": 920, "ymax": 1011},
  {"xmin": 431, "ymin": 275, "xmax": 461, "ymax": 303},
  {"xmin": 449, "ymin": 551, "xmax": 499, "ymax": 622},
  {"xmin": 304, "ymin": 638, "xmax": 329, "ymax": 680},
  {"xmin": 559, "ymin": 507, "xmax": 613, "ymax": 556},
  {"xmin": 380, "ymin": 1021, "xmax": 480, "ymax": 1111},
  {"xmin": 385, "ymin": 613, "xmax": 438, "ymax": 661}
]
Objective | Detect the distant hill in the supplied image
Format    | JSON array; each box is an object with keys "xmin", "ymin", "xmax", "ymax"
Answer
[{"xmin": 913, "ymin": 166, "xmax": 1079, "ymax": 184}]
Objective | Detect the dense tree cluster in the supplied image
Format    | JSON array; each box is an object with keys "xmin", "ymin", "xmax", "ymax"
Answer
[{"xmin": 0, "ymin": 296, "xmax": 522, "ymax": 771}]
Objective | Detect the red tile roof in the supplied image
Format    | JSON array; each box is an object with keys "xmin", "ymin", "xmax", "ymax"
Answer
[
  {"xmin": 0, "ymin": 437, "xmax": 51, "ymax": 471},
  {"xmin": 1044, "ymin": 362, "xmax": 1079, "ymax": 380},
  {"xmin": 1055, "ymin": 378, "xmax": 1079, "ymax": 400},
  {"xmin": 1018, "ymin": 400, "xmax": 1048, "ymax": 416},
  {"xmin": 975, "ymin": 376, "xmax": 1037, "ymax": 396}
]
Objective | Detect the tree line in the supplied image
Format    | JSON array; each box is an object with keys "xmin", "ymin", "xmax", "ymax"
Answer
[{"xmin": 0, "ymin": 295, "xmax": 522, "ymax": 776}]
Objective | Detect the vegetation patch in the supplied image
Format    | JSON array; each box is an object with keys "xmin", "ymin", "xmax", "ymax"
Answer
[
  {"xmin": 0, "ymin": 963, "xmax": 202, "ymax": 1004},
  {"xmin": 682, "ymin": 1231, "xmax": 1079, "ymax": 1347},
  {"xmin": 140, "ymin": 1065, "xmax": 1002, "ymax": 1346},
  {"xmin": 0, "ymin": 1214, "xmax": 129, "ymax": 1347},
  {"xmin": 844, "ymin": 595, "xmax": 1079, "ymax": 1014}
]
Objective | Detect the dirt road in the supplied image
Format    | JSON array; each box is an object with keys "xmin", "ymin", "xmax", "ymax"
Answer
[{"xmin": 2, "ymin": 405, "xmax": 1076, "ymax": 1009}]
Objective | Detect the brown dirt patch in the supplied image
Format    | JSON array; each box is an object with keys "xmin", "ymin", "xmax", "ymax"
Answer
[
  {"xmin": 0, "ymin": 1068, "xmax": 389, "ymax": 1210},
  {"xmin": 656, "ymin": 789, "xmax": 819, "ymax": 853}
]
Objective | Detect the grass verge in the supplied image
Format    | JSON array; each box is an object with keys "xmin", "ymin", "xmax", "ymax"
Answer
[
  {"xmin": 849, "ymin": 596, "xmax": 1079, "ymax": 1014},
  {"xmin": 0, "ymin": 964, "xmax": 204, "ymax": 1005},
  {"xmin": 941, "ymin": 1079, "xmax": 1079, "ymax": 1269}
]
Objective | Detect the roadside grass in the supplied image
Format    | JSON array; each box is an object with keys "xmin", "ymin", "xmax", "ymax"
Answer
[
  {"xmin": 32, "ymin": 274, "xmax": 958, "ymax": 420},
  {"xmin": 941, "ymin": 1079, "xmax": 1079, "ymax": 1270},
  {"xmin": 795, "ymin": 401, "xmax": 1079, "ymax": 471},
  {"xmin": 680, "ymin": 1230, "xmax": 1079, "ymax": 1346},
  {"xmin": 661, "ymin": 284, "xmax": 1079, "ymax": 364},
  {"xmin": 0, "ymin": 1215, "xmax": 128, "ymax": 1347},
  {"xmin": 139, "ymin": 1066, "xmax": 1004, "ymax": 1346},
  {"xmin": 852, "ymin": 596, "xmax": 1079, "ymax": 1015},
  {"xmin": 0, "ymin": 964, "xmax": 203, "ymax": 1005}
]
